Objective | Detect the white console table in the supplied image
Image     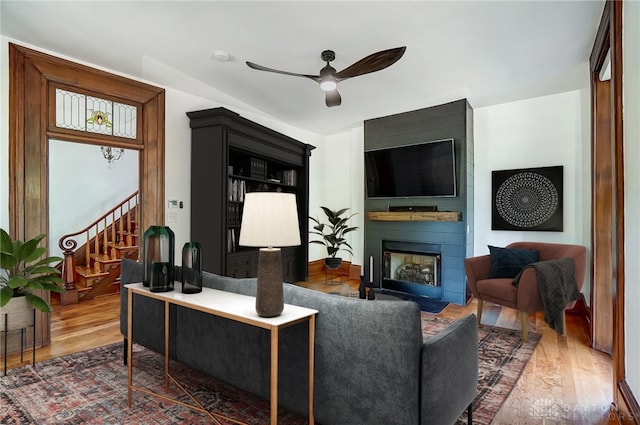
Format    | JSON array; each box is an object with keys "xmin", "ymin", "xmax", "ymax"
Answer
[{"xmin": 125, "ymin": 282, "xmax": 318, "ymax": 424}]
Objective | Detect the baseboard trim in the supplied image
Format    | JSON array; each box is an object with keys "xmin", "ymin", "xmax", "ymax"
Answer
[
  {"xmin": 615, "ymin": 379, "xmax": 640, "ymax": 424},
  {"xmin": 308, "ymin": 259, "xmax": 362, "ymax": 279}
]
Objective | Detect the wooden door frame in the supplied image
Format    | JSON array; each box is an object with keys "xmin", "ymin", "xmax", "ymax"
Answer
[
  {"xmin": 589, "ymin": 1, "xmax": 637, "ymax": 421},
  {"xmin": 590, "ymin": 1, "xmax": 616, "ymax": 355},
  {"xmin": 8, "ymin": 43, "xmax": 165, "ymax": 346}
]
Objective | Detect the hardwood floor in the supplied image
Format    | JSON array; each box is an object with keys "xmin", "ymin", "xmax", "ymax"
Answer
[
  {"xmin": 3, "ymin": 276, "xmax": 615, "ymax": 424},
  {"xmin": 3, "ymin": 294, "xmax": 122, "ymax": 371}
]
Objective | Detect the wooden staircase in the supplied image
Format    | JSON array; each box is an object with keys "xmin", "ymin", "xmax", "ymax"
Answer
[{"xmin": 58, "ymin": 192, "xmax": 139, "ymax": 302}]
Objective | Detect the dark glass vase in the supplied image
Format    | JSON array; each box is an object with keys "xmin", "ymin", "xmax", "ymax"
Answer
[
  {"xmin": 181, "ymin": 242, "xmax": 202, "ymax": 294},
  {"xmin": 150, "ymin": 261, "xmax": 174, "ymax": 293},
  {"xmin": 142, "ymin": 225, "xmax": 175, "ymax": 292}
]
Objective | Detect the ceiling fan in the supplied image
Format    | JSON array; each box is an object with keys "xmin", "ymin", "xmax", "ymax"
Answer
[{"xmin": 246, "ymin": 46, "xmax": 407, "ymax": 107}]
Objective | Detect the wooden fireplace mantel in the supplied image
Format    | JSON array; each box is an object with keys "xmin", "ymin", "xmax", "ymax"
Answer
[{"xmin": 366, "ymin": 211, "xmax": 462, "ymax": 222}]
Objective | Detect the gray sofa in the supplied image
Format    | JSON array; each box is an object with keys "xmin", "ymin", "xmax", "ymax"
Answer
[{"xmin": 120, "ymin": 258, "xmax": 478, "ymax": 425}]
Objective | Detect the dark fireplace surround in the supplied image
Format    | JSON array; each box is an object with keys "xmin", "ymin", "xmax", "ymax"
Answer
[{"xmin": 363, "ymin": 99, "xmax": 473, "ymax": 306}]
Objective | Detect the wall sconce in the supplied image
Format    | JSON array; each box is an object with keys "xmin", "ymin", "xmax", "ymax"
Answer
[{"xmin": 101, "ymin": 146, "xmax": 125, "ymax": 163}]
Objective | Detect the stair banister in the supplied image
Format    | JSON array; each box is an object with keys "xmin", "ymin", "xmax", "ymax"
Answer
[{"xmin": 57, "ymin": 191, "xmax": 139, "ymax": 294}]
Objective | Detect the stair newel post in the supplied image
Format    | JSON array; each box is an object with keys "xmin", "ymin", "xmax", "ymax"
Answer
[{"xmin": 59, "ymin": 237, "xmax": 79, "ymax": 305}]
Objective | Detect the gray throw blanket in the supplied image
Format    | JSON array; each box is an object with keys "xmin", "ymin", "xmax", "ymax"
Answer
[{"xmin": 513, "ymin": 257, "xmax": 580, "ymax": 335}]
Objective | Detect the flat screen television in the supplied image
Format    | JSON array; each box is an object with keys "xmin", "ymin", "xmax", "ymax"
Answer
[{"xmin": 365, "ymin": 138, "xmax": 457, "ymax": 198}]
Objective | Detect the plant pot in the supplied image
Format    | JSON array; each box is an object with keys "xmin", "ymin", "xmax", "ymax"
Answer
[
  {"xmin": 0, "ymin": 296, "xmax": 35, "ymax": 331},
  {"xmin": 324, "ymin": 257, "xmax": 343, "ymax": 270}
]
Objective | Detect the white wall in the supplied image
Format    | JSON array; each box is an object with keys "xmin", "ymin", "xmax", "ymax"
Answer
[
  {"xmin": 473, "ymin": 90, "xmax": 589, "ymax": 249},
  {"xmin": 623, "ymin": 0, "xmax": 640, "ymax": 402},
  {"xmin": 473, "ymin": 90, "xmax": 591, "ymax": 299},
  {"xmin": 308, "ymin": 129, "xmax": 365, "ymax": 265}
]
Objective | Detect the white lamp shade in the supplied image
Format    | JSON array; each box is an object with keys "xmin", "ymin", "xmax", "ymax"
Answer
[{"xmin": 239, "ymin": 192, "xmax": 301, "ymax": 247}]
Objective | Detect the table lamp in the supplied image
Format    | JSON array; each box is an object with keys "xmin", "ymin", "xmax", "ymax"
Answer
[{"xmin": 239, "ymin": 192, "xmax": 301, "ymax": 317}]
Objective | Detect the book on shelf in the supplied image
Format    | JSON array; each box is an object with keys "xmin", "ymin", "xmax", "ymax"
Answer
[
  {"xmin": 227, "ymin": 228, "xmax": 237, "ymax": 252},
  {"xmin": 239, "ymin": 157, "xmax": 267, "ymax": 180},
  {"xmin": 227, "ymin": 202, "xmax": 242, "ymax": 226},
  {"xmin": 278, "ymin": 169, "xmax": 297, "ymax": 186},
  {"xmin": 228, "ymin": 178, "xmax": 246, "ymax": 202}
]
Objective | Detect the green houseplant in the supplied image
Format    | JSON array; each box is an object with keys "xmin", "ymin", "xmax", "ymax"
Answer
[
  {"xmin": 0, "ymin": 228, "xmax": 65, "ymax": 314},
  {"xmin": 309, "ymin": 207, "xmax": 358, "ymax": 270}
]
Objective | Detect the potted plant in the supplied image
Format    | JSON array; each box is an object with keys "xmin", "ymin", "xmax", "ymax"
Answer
[
  {"xmin": 1, "ymin": 229, "xmax": 65, "ymax": 330},
  {"xmin": 309, "ymin": 207, "xmax": 358, "ymax": 270}
]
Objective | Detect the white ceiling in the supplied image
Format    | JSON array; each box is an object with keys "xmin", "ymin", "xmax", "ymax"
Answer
[{"xmin": 1, "ymin": 0, "xmax": 604, "ymax": 135}]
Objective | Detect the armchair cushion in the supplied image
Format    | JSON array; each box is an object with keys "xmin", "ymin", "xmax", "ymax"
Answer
[{"xmin": 488, "ymin": 245, "xmax": 539, "ymax": 278}]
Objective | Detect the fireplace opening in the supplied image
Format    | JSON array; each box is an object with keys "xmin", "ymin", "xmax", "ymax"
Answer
[
  {"xmin": 381, "ymin": 241, "xmax": 442, "ymax": 298},
  {"xmin": 384, "ymin": 250, "xmax": 440, "ymax": 286}
]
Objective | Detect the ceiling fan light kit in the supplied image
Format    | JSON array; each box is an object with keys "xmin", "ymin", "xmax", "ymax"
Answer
[
  {"xmin": 319, "ymin": 80, "xmax": 337, "ymax": 92},
  {"xmin": 246, "ymin": 46, "xmax": 406, "ymax": 107},
  {"xmin": 213, "ymin": 50, "xmax": 231, "ymax": 62}
]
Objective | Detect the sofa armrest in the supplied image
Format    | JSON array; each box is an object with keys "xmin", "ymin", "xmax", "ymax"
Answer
[
  {"xmin": 119, "ymin": 258, "xmax": 143, "ymax": 337},
  {"xmin": 421, "ymin": 314, "xmax": 478, "ymax": 425},
  {"xmin": 464, "ymin": 255, "xmax": 492, "ymax": 298}
]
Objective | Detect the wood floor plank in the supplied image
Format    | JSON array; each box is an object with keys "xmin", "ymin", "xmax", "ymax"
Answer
[{"xmin": 1, "ymin": 275, "xmax": 615, "ymax": 424}]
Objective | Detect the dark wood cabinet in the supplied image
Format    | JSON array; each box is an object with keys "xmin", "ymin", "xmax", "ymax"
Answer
[{"xmin": 187, "ymin": 107, "xmax": 315, "ymax": 283}]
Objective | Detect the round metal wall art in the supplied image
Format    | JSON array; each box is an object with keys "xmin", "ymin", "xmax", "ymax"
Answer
[
  {"xmin": 491, "ymin": 165, "xmax": 563, "ymax": 231},
  {"xmin": 495, "ymin": 172, "xmax": 559, "ymax": 228}
]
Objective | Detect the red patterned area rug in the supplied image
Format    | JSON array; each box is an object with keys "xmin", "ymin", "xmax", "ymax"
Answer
[
  {"xmin": 421, "ymin": 312, "xmax": 542, "ymax": 425},
  {"xmin": 1, "ymin": 314, "xmax": 540, "ymax": 425},
  {"xmin": 0, "ymin": 344, "xmax": 305, "ymax": 425}
]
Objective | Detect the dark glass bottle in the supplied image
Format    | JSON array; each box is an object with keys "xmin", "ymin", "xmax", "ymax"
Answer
[
  {"xmin": 367, "ymin": 283, "xmax": 376, "ymax": 300},
  {"xmin": 142, "ymin": 225, "xmax": 175, "ymax": 292},
  {"xmin": 359, "ymin": 274, "xmax": 367, "ymax": 299},
  {"xmin": 181, "ymin": 242, "xmax": 202, "ymax": 294}
]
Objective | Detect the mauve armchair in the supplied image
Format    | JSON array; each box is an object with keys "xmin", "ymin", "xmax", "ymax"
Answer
[{"xmin": 464, "ymin": 242, "xmax": 587, "ymax": 341}]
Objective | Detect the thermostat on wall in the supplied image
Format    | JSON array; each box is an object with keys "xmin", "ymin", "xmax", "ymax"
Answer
[{"xmin": 168, "ymin": 199, "xmax": 178, "ymax": 208}]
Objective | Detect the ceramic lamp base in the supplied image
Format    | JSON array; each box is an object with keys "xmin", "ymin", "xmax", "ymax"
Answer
[{"xmin": 256, "ymin": 248, "xmax": 284, "ymax": 317}]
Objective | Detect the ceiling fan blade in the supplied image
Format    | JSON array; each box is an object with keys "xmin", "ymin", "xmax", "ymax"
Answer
[
  {"xmin": 334, "ymin": 46, "xmax": 406, "ymax": 80},
  {"xmin": 325, "ymin": 90, "xmax": 342, "ymax": 107},
  {"xmin": 246, "ymin": 61, "xmax": 320, "ymax": 82}
]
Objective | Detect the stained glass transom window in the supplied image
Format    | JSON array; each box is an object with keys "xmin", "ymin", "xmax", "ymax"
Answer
[
  {"xmin": 56, "ymin": 89, "xmax": 86, "ymax": 131},
  {"xmin": 55, "ymin": 88, "xmax": 137, "ymax": 139},
  {"xmin": 112, "ymin": 102, "xmax": 137, "ymax": 138}
]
